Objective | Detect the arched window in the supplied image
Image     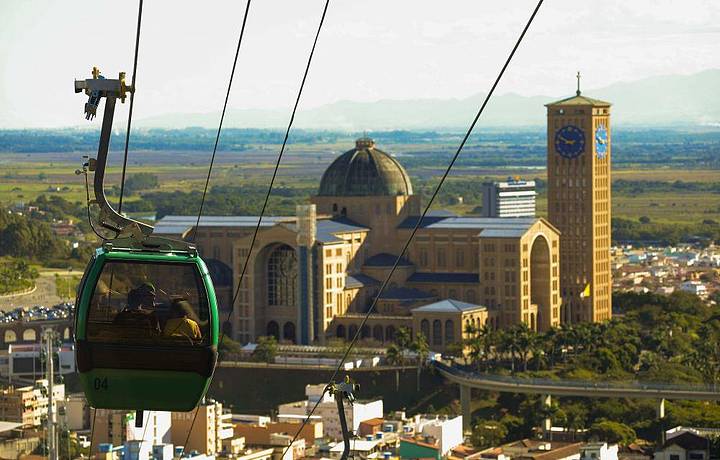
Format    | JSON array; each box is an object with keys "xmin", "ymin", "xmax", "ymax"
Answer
[
  {"xmin": 373, "ymin": 325, "xmax": 384, "ymax": 342},
  {"xmin": 420, "ymin": 319, "xmax": 430, "ymax": 339},
  {"xmin": 346, "ymin": 294, "xmax": 352, "ymax": 311},
  {"xmin": 361, "ymin": 325, "xmax": 370, "ymax": 338},
  {"xmin": 23, "ymin": 329, "xmax": 36, "ymax": 342},
  {"xmin": 333, "ymin": 203, "xmax": 338, "ymax": 213},
  {"xmin": 267, "ymin": 321, "xmax": 280, "ymax": 340},
  {"xmin": 348, "ymin": 325, "xmax": 358, "ymax": 340},
  {"xmin": 385, "ymin": 325, "xmax": 396, "ymax": 342},
  {"xmin": 283, "ymin": 322, "xmax": 296, "ymax": 343},
  {"xmin": 432, "ymin": 320, "xmax": 442, "ymax": 346},
  {"xmin": 445, "ymin": 320, "xmax": 455, "ymax": 344},
  {"xmin": 341, "ymin": 207, "xmax": 347, "ymax": 217},
  {"xmin": 336, "ymin": 325, "xmax": 346, "ymax": 339},
  {"xmin": 267, "ymin": 245, "xmax": 297, "ymax": 307},
  {"xmin": 4, "ymin": 330, "xmax": 16, "ymax": 343},
  {"xmin": 63, "ymin": 328, "xmax": 70, "ymax": 340}
]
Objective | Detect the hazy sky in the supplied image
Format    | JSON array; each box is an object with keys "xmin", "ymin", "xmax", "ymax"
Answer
[{"xmin": 1, "ymin": 0, "xmax": 719, "ymax": 128}]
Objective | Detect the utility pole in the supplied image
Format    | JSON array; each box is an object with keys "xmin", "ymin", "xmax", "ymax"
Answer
[{"xmin": 44, "ymin": 329, "xmax": 58, "ymax": 460}]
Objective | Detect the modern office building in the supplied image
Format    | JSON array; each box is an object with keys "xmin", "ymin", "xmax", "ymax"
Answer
[{"xmin": 481, "ymin": 179, "xmax": 536, "ymax": 218}]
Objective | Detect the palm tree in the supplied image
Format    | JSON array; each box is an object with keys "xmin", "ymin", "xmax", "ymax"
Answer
[{"xmin": 411, "ymin": 333, "xmax": 430, "ymax": 391}]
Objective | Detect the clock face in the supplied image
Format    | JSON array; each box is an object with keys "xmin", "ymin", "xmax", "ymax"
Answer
[
  {"xmin": 554, "ymin": 125, "xmax": 585, "ymax": 159},
  {"xmin": 595, "ymin": 125, "xmax": 608, "ymax": 159}
]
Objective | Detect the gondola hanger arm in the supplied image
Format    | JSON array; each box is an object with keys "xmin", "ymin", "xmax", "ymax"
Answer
[{"xmin": 75, "ymin": 67, "xmax": 153, "ymax": 240}]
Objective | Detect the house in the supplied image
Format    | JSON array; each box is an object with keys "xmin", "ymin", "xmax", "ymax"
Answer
[
  {"xmin": 481, "ymin": 440, "xmax": 583, "ymax": 460},
  {"xmin": 653, "ymin": 432, "xmax": 710, "ymax": 460},
  {"xmin": 580, "ymin": 443, "xmax": 618, "ymax": 460}
]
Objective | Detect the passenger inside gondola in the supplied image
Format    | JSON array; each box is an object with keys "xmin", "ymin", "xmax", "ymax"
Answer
[
  {"xmin": 164, "ymin": 299, "xmax": 202, "ymax": 340},
  {"xmin": 114, "ymin": 282, "xmax": 161, "ymax": 336},
  {"xmin": 86, "ymin": 261, "xmax": 210, "ymax": 345}
]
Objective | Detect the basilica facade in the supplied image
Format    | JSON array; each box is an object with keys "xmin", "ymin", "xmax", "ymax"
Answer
[{"xmin": 155, "ymin": 92, "xmax": 611, "ymax": 352}]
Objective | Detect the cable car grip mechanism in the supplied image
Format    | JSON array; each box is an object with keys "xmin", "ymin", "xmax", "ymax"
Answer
[{"xmin": 74, "ymin": 66, "xmax": 153, "ymax": 242}]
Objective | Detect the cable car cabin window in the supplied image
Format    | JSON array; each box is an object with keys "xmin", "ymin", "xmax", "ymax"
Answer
[{"xmin": 87, "ymin": 260, "xmax": 210, "ymax": 346}]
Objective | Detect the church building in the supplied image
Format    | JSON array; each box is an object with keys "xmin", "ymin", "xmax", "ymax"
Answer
[{"xmin": 155, "ymin": 91, "xmax": 611, "ymax": 351}]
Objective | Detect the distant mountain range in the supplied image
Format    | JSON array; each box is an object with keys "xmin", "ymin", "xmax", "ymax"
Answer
[{"xmin": 139, "ymin": 70, "xmax": 720, "ymax": 130}]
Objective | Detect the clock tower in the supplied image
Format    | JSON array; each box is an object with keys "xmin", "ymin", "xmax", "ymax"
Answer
[{"xmin": 546, "ymin": 74, "xmax": 612, "ymax": 324}]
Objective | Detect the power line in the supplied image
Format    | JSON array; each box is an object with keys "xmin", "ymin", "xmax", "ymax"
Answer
[
  {"xmin": 118, "ymin": 0, "xmax": 144, "ymax": 213},
  {"xmin": 181, "ymin": 0, "xmax": 331, "ymax": 455},
  {"xmin": 276, "ymin": 0, "xmax": 545, "ymax": 456},
  {"xmin": 192, "ymin": 0, "xmax": 253, "ymax": 243}
]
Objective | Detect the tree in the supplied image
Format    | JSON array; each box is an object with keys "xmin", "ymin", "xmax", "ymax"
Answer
[
  {"xmin": 472, "ymin": 420, "xmax": 508, "ymax": 449},
  {"xmin": 385, "ymin": 343, "xmax": 402, "ymax": 366},
  {"xmin": 123, "ymin": 173, "xmax": 159, "ymax": 194},
  {"xmin": 252, "ymin": 336, "xmax": 278, "ymax": 363},
  {"xmin": 411, "ymin": 333, "xmax": 430, "ymax": 391},
  {"xmin": 588, "ymin": 421, "xmax": 636, "ymax": 445}
]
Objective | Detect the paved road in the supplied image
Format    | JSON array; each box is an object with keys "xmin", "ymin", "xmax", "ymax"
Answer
[
  {"xmin": 434, "ymin": 361, "xmax": 720, "ymax": 401},
  {"xmin": 0, "ymin": 270, "xmax": 76, "ymax": 311}
]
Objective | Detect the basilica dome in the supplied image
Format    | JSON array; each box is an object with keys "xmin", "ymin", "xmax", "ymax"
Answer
[{"xmin": 317, "ymin": 138, "xmax": 413, "ymax": 197}]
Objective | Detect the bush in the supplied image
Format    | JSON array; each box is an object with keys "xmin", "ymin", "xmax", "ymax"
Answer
[{"xmin": 588, "ymin": 420, "xmax": 636, "ymax": 445}]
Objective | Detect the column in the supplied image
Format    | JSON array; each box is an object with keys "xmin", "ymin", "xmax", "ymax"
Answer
[
  {"xmin": 296, "ymin": 205, "xmax": 317, "ymax": 345},
  {"xmin": 542, "ymin": 394, "xmax": 552, "ymax": 435},
  {"xmin": 460, "ymin": 385, "xmax": 471, "ymax": 433}
]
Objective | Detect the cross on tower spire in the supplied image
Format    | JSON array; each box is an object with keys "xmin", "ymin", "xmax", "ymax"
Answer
[{"xmin": 576, "ymin": 71, "xmax": 581, "ymax": 96}]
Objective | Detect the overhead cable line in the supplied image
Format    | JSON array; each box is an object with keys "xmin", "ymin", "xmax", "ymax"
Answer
[
  {"xmin": 192, "ymin": 0, "xmax": 253, "ymax": 242},
  {"xmin": 181, "ymin": 0, "xmax": 330, "ymax": 454},
  {"xmin": 118, "ymin": 0, "xmax": 144, "ymax": 213},
  {"xmin": 277, "ymin": 0, "xmax": 545, "ymax": 456}
]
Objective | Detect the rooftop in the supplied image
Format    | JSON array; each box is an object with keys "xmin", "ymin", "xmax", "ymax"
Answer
[
  {"xmin": 318, "ymin": 138, "xmax": 413, "ymax": 197},
  {"xmin": 545, "ymin": 93, "xmax": 611, "ymax": 107},
  {"xmin": 154, "ymin": 215, "xmax": 368, "ymax": 243},
  {"xmin": 345, "ymin": 273, "xmax": 381, "ymax": 289},
  {"xmin": 154, "ymin": 215, "xmax": 288, "ymax": 235},
  {"xmin": 412, "ymin": 299, "xmax": 486, "ymax": 313},
  {"xmin": 398, "ymin": 216, "xmax": 537, "ymax": 233}
]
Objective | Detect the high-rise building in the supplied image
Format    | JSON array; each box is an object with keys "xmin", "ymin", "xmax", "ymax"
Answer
[
  {"xmin": 171, "ymin": 399, "xmax": 233, "ymax": 455},
  {"xmin": 481, "ymin": 178, "xmax": 536, "ymax": 218},
  {"xmin": 546, "ymin": 78, "xmax": 612, "ymax": 324},
  {"xmin": 0, "ymin": 380, "xmax": 64, "ymax": 427}
]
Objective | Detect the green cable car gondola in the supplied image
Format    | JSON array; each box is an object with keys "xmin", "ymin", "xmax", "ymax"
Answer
[{"xmin": 73, "ymin": 69, "xmax": 219, "ymax": 412}]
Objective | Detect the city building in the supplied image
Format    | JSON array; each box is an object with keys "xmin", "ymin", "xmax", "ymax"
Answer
[
  {"xmin": 7, "ymin": 343, "xmax": 75, "ymax": 380},
  {"xmin": 546, "ymin": 86, "xmax": 612, "ymax": 324},
  {"xmin": 234, "ymin": 419, "xmax": 322, "ymax": 447},
  {"xmin": 580, "ymin": 443, "xmax": 619, "ymax": 460},
  {"xmin": 0, "ymin": 380, "xmax": 64, "ymax": 427},
  {"xmin": 90, "ymin": 410, "xmax": 171, "ymax": 455},
  {"xmin": 171, "ymin": 399, "xmax": 233, "ymax": 455},
  {"xmin": 411, "ymin": 415, "xmax": 464, "ymax": 457},
  {"xmin": 65, "ymin": 393, "xmax": 90, "ymax": 431},
  {"xmin": 278, "ymin": 383, "xmax": 383, "ymax": 441},
  {"xmin": 480, "ymin": 440, "xmax": 584, "ymax": 460},
  {"xmin": 481, "ymin": 179, "xmax": 536, "ymax": 218},
  {"xmin": 679, "ymin": 281, "xmax": 707, "ymax": 298},
  {"xmin": 156, "ymin": 135, "xmax": 565, "ymax": 347},
  {"xmin": 654, "ymin": 431, "xmax": 711, "ymax": 460}
]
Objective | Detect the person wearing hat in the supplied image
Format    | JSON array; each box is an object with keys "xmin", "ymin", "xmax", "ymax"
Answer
[
  {"xmin": 163, "ymin": 299, "xmax": 202, "ymax": 341},
  {"xmin": 114, "ymin": 281, "xmax": 161, "ymax": 337}
]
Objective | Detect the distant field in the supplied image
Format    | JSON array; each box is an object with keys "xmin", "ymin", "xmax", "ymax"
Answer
[{"xmin": 2, "ymin": 148, "xmax": 720, "ymax": 226}]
